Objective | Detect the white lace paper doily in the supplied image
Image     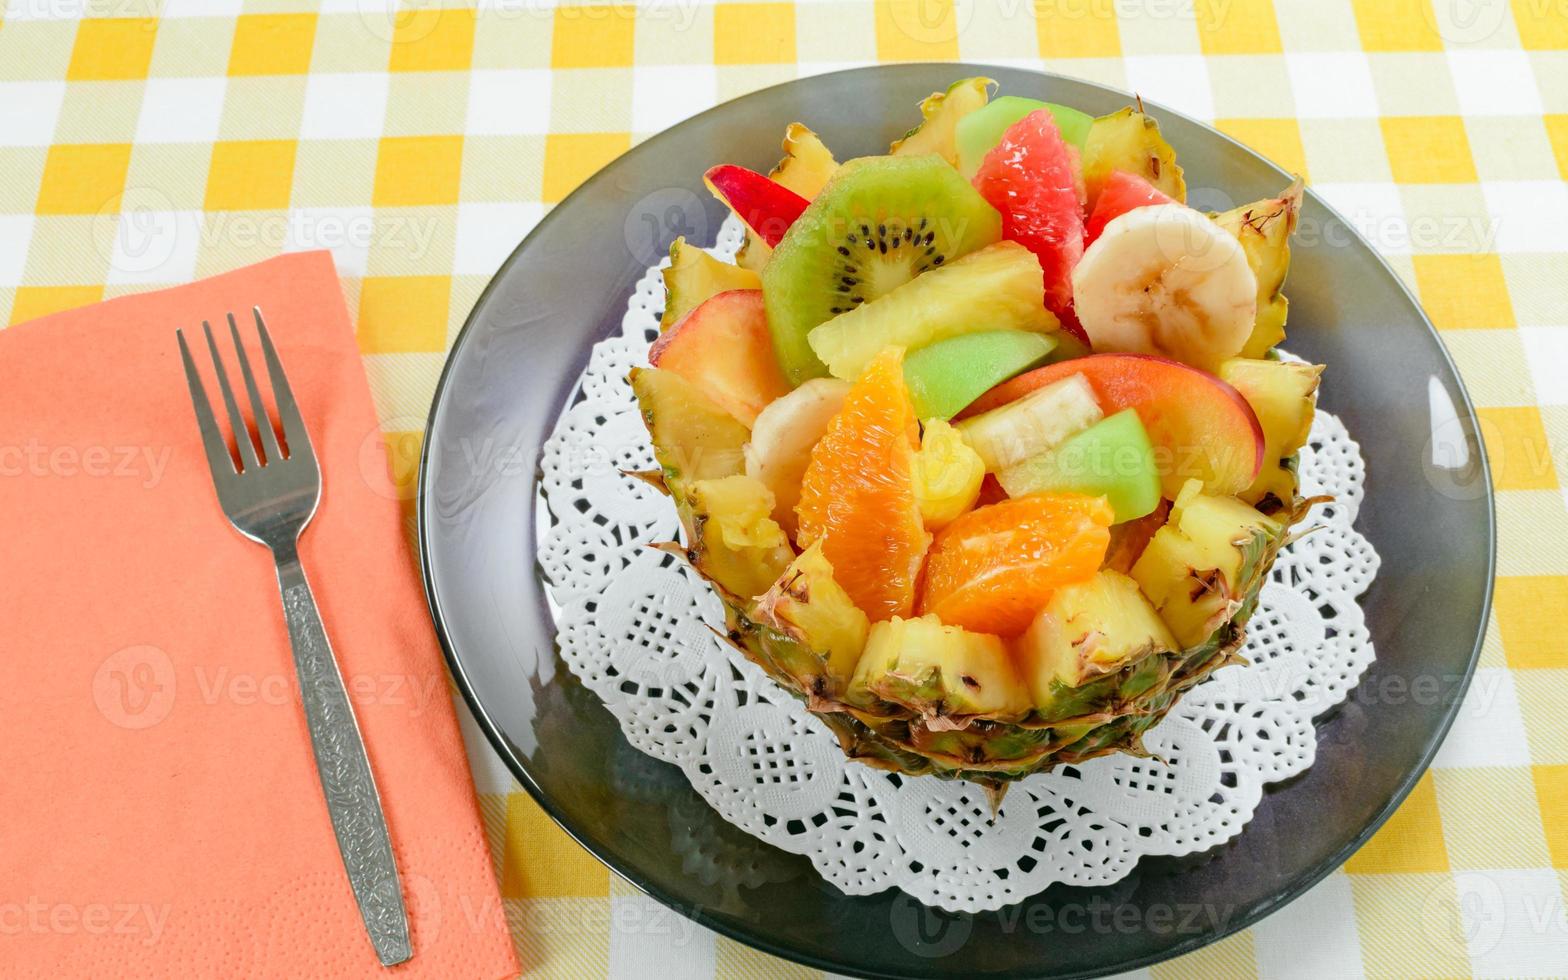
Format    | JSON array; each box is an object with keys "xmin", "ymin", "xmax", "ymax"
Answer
[{"xmin": 538, "ymin": 217, "xmax": 1380, "ymax": 913}]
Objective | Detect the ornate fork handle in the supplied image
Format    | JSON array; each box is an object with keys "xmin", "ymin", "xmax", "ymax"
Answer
[{"xmin": 273, "ymin": 540, "xmax": 411, "ymax": 967}]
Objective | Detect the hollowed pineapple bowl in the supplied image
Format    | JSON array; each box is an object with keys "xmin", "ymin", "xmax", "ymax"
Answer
[{"xmin": 632, "ymin": 78, "xmax": 1324, "ymax": 803}]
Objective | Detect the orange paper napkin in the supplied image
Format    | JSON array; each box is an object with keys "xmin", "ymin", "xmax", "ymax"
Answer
[{"xmin": 0, "ymin": 252, "xmax": 518, "ymax": 978}]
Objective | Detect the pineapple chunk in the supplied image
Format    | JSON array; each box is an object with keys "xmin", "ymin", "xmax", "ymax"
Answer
[
  {"xmin": 1131, "ymin": 480, "xmax": 1281, "ymax": 648},
  {"xmin": 736, "ymin": 124, "xmax": 840, "ymax": 272},
  {"xmin": 913, "ymin": 419, "xmax": 984, "ymax": 530},
  {"xmin": 1212, "ymin": 180, "xmax": 1303, "ymax": 358},
  {"xmin": 734, "ymin": 234, "xmax": 769, "ymax": 275},
  {"xmin": 752, "ymin": 541, "xmax": 869, "ymax": 692},
  {"xmin": 659, "ymin": 237, "xmax": 760, "ymax": 331},
  {"xmin": 890, "ymin": 77, "xmax": 994, "ymax": 166},
  {"xmin": 770, "ymin": 123, "xmax": 837, "ymax": 198},
  {"xmin": 1015, "ymin": 570, "xmax": 1177, "ymax": 708},
  {"xmin": 807, "ymin": 242, "xmax": 1060, "ymax": 383},
  {"xmin": 631, "ymin": 367, "xmax": 749, "ymax": 504},
  {"xmin": 1082, "ymin": 107, "xmax": 1186, "ymax": 208},
  {"xmin": 849, "ymin": 614, "xmax": 1030, "ymax": 720},
  {"xmin": 1219, "ymin": 357, "xmax": 1322, "ymax": 507},
  {"xmin": 687, "ymin": 475, "xmax": 793, "ymax": 601}
]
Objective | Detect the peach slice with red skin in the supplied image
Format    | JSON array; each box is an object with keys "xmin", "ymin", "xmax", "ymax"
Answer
[
  {"xmin": 961, "ymin": 353, "xmax": 1264, "ymax": 498},
  {"xmin": 649, "ymin": 289, "xmax": 791, "ymax": 426}
]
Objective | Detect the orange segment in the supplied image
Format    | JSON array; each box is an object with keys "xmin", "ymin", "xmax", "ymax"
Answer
[
  {"xmin": 919, "ymin": 493, "xmax": 1113, "ymax": 635},
  {"xmin": 796, "ymin": 348, "xmax": 929, "ymax": 621}
]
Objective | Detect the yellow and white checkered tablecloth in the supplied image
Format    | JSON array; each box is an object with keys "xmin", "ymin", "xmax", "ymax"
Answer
[{"xmin": 3, "ymin": 0, "xmax": 1567, "ymax": 976}]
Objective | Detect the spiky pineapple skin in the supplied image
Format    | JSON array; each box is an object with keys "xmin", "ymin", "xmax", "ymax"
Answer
[
  {"xmin": 660, "ymin": 238, "xmax": 761, "ymax": 331},
  {"xmin": 1211, "ymin": 180, "xmax": 1304, "ymax": 359},
  {"xmin": 734, "ymin": 123, "xmax": 839, "ymax": 272},
  {"xmin": 1083, "ymin": 107, "xmax": 1188, "ymax": 206},
  {"xmin": 632, "ymin": 367, "xmax": 1312, "ymax": 798}
]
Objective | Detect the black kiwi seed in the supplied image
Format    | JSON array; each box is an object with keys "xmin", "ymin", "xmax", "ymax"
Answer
[
  {"xmin": 932, "ymin": 255, "xmax": 944, "ymax": 265},
  {"xmin": 837, "ymin": 246, "xmax": 850, "ymax": 257}
]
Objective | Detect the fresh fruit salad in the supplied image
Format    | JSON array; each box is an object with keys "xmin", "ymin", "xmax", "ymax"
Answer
[{"xmin": 633, "ymin": 78, "xmax": 1322, "ymax": 803}]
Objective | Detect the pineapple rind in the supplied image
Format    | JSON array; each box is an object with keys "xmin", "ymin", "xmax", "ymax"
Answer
[
  {"xmin": 1014, "ymin": 569, "xmax": 1179, "ymax": 711},
  {"xmin": 1083, "ymin": 107, "xmax": 1188, "ymax": 205},
  {"xmin": 770, "ymin": 123, "xmax": 838, "ymax": 198},
  {"xmin": 889, "ymin": 76, "xmax": 995, "ymax": 165},
  {"xmin": 733, "ymin": 500, "xmax": 1294, "ymax": 795},
  {"xmin": 735, "ymin": 123, "xmax": 840, "ymax": 273},
  {"xmin": 659, "ymin": 237, "xmax": 761, "ymax": 332},
  {"xmin": 1131, "ymin": 481, "xmax": 1282, "ymax": 649},
  {"xmin": 1219, "ymin": 356, "xmax": 1322, "ymax": 509},
  {"xmin": 631, "ymin": 367, "xmax": 749, "ymax": 517},
  {"xmin": 747, "ymin": 542, "xmax": 869, "ymax": 699},
  {"xmin": 686, "ymin": 476, "xmax": 794, "ymax": 602},
  {"xmin": 1211, "ymin": 180, "xmax": 1304, "ymax": 359},
  {"xmin": 847, "ymin": 614, "xmax": 1032, "ymax": 722}
]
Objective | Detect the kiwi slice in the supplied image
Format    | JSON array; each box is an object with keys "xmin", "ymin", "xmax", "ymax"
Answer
[{"xmin": 761, "ymin": 155, "xmax": 1003, "ymax": 384}]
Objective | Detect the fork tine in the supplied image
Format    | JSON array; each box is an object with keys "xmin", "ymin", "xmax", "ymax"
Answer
[
  {"xmin": 177, "ymin": 328, "xmax": 238, "ymax": 478},
  {"xmin": 227, "ymin": 312, "xmax": 284, "ymax": 465},
  {"xmin": 252, "ymin": 307, "xmax": 310, "ymax": 458},
  {"xmin": 203, "ymin": 320, "xmax": 261, "ymax": 472}
]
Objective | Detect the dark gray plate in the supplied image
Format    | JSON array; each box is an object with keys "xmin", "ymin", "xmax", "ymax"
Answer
[{"xmin": 418, "ymin": 65, "xmax": 1495, "ymax": 979}]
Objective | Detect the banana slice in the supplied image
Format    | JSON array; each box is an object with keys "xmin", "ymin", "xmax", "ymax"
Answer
[
  {"xmin": 1071, "ymin": 204, "xmax": 1257, "ymax": 370},
  {"xmin": 744, "ymin": 378, "xmax": 850, "ymax": 539}
]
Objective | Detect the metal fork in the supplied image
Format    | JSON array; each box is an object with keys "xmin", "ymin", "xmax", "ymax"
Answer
[{"xmin": 177, "ymin": 309, "xmax": 411, "ymax": 967}]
